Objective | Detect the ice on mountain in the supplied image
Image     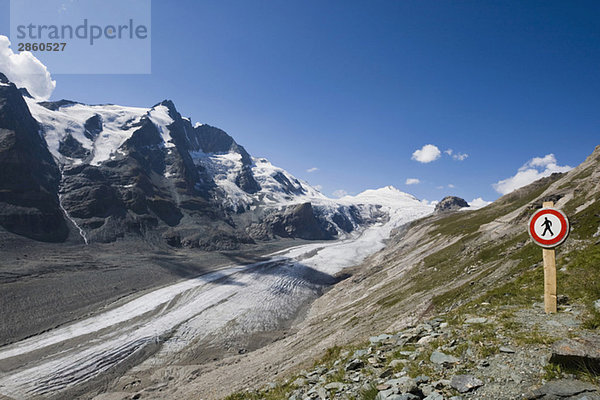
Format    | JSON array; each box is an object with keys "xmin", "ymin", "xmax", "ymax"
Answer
[{"xmin": 148, "ymin": 105, "xmax": 175, "ymax": 148}]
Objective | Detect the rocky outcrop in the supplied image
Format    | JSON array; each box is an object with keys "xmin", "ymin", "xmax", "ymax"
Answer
[
  {"xmin": 434, "ymin": 196, "xmax": 469, "ymax": 213},
  {"xmin": 526, "ymin": 380, "xmax": 600, "ymax": 399},
  {"xmin": 550, "ymin": 334, "xmax": 600, "ymax": 371},
  {"xmin": 0, "ymin": 73, "xmax": 68, "ymax": 242},
  {"xmin": 248, "ymin": 202, "xmax": 338, "ymax": 240}
]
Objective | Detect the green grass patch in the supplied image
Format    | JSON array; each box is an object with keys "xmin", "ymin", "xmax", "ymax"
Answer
[
  {"xmin": 315, "ymin": 345, "xmax": 343, "ymax": 368},
  {"xmin": 358, "ymin": 383, "xmax": 379, "ymax": 400},
  {"xmin": 223, "ymin": 382, "xmax": 295, "ymax": 400}
]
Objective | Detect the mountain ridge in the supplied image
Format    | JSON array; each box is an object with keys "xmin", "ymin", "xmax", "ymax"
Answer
[{"xmin": 0, "ymin": 73, "xmax": 433, "ymax": 249}]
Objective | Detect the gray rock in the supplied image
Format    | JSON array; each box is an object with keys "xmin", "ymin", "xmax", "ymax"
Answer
[
  {"xmin": 420, "ymin": 384, "xmax": 435, "ymax": 397},
  {"xmin": 353, "ymin": 349, "xmax": 368, "ymax": 358},
  {"xmin": 417, "ymin": 335, "xmax": 435, "ymax": 345},
  {"xmin": 379, "ymin": 393, "xmax": 420, "ymax": 400},
  {"xmin": 430, "ymin": 351, "xmax": 459, "ymax": 365},
  {"xmin": 375, "ymin": 388, "xmax": 396, "ymax": 400},
  {"xmin": 526, "ymin": 379, "xmax": 599, "ymax": 399},
  {"xmin": 345, "ymin": 359, "xmax": 365, "ymax": 371},
  {"xmin": 324, "ymin": 382, "xmax": 345, "ymax": 391},
  {"xmin": 550, "ymin": 335, "xmax": 600, "ymax": 370},
  {"xmin": 499, "ymin": 346, "xmax": 516, "ymax": 354},
  {"xmin": 385, "ymin": 376, "xmax": 418, "ymax": 394},
  {"xmin": 293, "ymin": 377, "xmax": 307, "ymax": 386},
  {"xmin": 370, "ymin": 334, "xmax": 393, "ymax": 344},
  {"xmin": 317, "ymin": 387, "xmax": 327, "ymax": 399},
  {"xmin": 464, "ymin": 317, "xmax": 488, "ymax": 324},
  {"xmin": 423, "ymin": 393, "xmax": 444, "ymax": 400},
  {"xmin": 594, "ymin": 299, "xmax": 600, "ymax": 312},
  {"xmin": 415, "ymin": 375, "xmax": 430, "ymax": 385},
  {"xmin": 450, "ymin": 375, "xmax": 483, "ymax": 393},
  {"xmin": 390, "ymin": 395, "xmax": 420, "ymax": 400}
]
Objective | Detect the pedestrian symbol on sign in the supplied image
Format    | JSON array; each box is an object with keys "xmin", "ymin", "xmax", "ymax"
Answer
[{"xmin": 541, "ymin": 217, "xmax": 554, "ymax": 237}]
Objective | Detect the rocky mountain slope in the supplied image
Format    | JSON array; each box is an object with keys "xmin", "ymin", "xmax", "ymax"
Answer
[
  {"xmin": 0, "ymin": 73, "xmax": 68, "ymax": 242},
  {"xmin": 128, "ymin": 145, "xmax": 599, "ymax": 400},
  {"xmin": 0, "ymin": 72, "xmax": 426, "ymax": 249}
]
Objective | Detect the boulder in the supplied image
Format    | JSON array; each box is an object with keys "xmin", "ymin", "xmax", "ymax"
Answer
[
  {"xmin": 430, "ymin": 351, "xmax": 459, "ymax": 365},
  {"xmin": 550, "ymin": 335, "xmax": 600, "ymax": 371},
  {"xmin": 464, "ymin": 317, "xmax": 489, "ymax": 324},
  {"xmin": 525, "ymin": 379, "xmax": 599, "ymax": 399},
  {"xmin": 434, "ymin": 196, "xmax": 469, "ymax": 213},
  {"xmin": 450, "ymin": 375, "xmax": 483, "ymax": 393}
]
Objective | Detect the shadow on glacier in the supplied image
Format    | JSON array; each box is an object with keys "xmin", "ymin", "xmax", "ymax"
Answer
[{"xmin": 220, "ymin": 250, "xmax": 349, "ymax": 287}]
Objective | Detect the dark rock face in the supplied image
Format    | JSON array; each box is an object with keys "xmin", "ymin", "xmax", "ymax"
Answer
[
  {"xmin": 0, "ymin": 75, "xmax": 68, "ymax": 242},
  {"xmin": 235, "ymin": 165, "xmax": 261, "ymax": 194},
  {"xmin": 193, "ymin": 124, "xmax": 252, "ymax": 165},
  {"xmin": 257, "ymin": 203, "xmax": 337, "ymax": 240},
  {"xmin": 37, "ymin": 99, "xmax": 79, "ymax": 111},
  {"xmin": 272, "ymin": 171, "xmax": 305, "ymax": 196},
  {"xmin": 434, "ymin": 196, "xmax": 469, "ymax": 213},
  {"xmin": 83, "ymin": 114, "xmax": 103, "ymax": 140},
  {"xmin": 186, "ymin": 121, "xmax": 260, "ymax": 194},
  {"xmin": 59, "ymin": 134, "xmax": 90, "ymax": 158},
  {"xmin": 58, "ymin": 115, "xmax": 197, "ymax": 242},
  {"xmin": 18, "ymin": 87, "xmax": 33, "ymax": 98}
]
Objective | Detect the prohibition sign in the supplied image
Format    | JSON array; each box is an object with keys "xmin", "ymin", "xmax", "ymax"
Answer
[{"xmin": 528, "ymin": 207, "xmax": 569, "ymax": 248}]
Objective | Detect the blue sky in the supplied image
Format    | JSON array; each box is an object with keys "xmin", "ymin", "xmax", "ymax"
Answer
[{"xmin": 1, "ymin": 0, "xmax": 599, "ymax": 203}]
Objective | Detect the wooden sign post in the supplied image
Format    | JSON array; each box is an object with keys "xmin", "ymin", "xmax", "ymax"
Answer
[
  {"xmin": 542, "ymin": 202, "xmax": 557, "ymax": 313},
  {"xmin": 527, "ymin": 201, "xmax": 570, "ymax": 314}
]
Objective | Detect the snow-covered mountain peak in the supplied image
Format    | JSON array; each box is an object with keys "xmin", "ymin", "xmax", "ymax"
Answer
[
  {"xmin": 25, "ymin": 97, "xmax": 148, "ymax": 165},
  {"xmin": 339, "ymin": 185, "xmax": 424, "ymax": 208}
]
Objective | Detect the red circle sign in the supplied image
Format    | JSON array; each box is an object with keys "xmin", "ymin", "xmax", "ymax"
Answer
[{"xmin": 528, "ymin": 208, "xmax": 569, "ymax": 248}]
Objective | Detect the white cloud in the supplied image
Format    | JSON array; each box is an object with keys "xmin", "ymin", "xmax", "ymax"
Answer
[
  {"xmin": 306, "ymin": 167, "xmax": 319, "ymax": 173},
  {"xmin": 333, "ymin": 189, "xmax": 348, "ymax": 198},
  {"xmin": 469, "ymin": 197, "xmax": 492, "ymax": 209},
  {"xmin": 493, "ymin": 153, "xmax": 572, "ymax": 195},
  {"xmin": 447, "ymin": 184, "xmax": 455, "ymax": 188},
  {"xmin": 421, "ymin": 199, "xmax": 439, "ymax": 207},
  {"xmin": 444, "ymin": 148, "xmax": 468, "ymax": 161},
  {"xmin": 412, "ymin": 144, "xmax": 441, "ymax": 163},
  {"xmin": 405, "ymin": 178, "xmax": 420, "ymax": 185},
  {"xmin": 0, "ymin": 35, "xmax": 56, "ymax": 100},
  {"xmin": 436, "ymin": 185, "xmax": 444, "ymax": 190},
  {"xmin": 314, "ymin": 184, "xmax": 323, "ymax": 191}
]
